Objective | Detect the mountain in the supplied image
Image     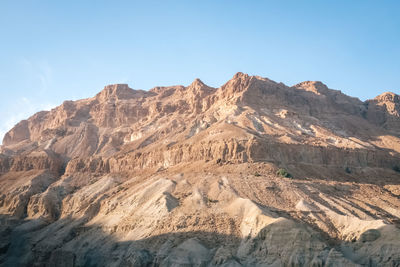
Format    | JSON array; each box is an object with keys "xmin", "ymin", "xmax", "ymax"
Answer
[{"xmin": 0, "ymin": 73, "xmax": 400, "ymax": 266}]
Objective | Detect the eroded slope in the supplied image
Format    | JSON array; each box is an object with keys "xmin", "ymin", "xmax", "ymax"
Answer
[{"xmin": 1, "ymin": 73, "xmax": 400, "ymax": 266}]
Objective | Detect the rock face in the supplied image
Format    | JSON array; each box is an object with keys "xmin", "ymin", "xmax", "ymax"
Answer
[
  {"xmin": 0, "ymin": 73, "xmax": 400, "ymax": 266},
  {"xmin": 365, "ymin": 92, "xmax": 400, "ymax": 134}
]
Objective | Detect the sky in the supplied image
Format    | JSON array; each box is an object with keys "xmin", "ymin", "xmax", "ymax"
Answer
[{"xmin": 0, "ymin": 0, "xmax": 399, "ymax": 141}]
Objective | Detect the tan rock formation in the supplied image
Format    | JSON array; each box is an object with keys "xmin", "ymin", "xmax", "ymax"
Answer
[{"xmin": 0, "ymin": 73, "xmax": 400, "ymax": 266}]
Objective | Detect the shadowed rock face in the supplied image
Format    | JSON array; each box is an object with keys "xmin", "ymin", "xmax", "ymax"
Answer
[
  {"xmin": 1, "ymin": 73, "xmax": 400, "ymax": 266},
  {"xmin": 365, "ymin": 92, "xmax": 400, "ymax": 134}
]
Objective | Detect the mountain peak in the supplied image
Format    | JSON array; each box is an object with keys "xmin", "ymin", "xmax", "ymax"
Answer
[
  {"xmin": 232, "ymin": 72, "xmax": 250, "ymax": 80},
  {"xmin": 374, "ymin": 92, "xmax": 399, "ymax": 103},
  {"xmin": 293, "ymin": 81, "xmax": 329, "ymax": 95},
  {"xmin": 96, "ymin": 84, "xmax": 136, "ymax": 101},
  {"xmin": 188, "ymin": 78, "xmax": 206, "ymax": 89}
]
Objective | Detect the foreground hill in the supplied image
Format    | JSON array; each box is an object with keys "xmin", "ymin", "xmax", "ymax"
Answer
[{"xmin": 0, "ymin": 73, "xmax": 400, "ymax": 266}]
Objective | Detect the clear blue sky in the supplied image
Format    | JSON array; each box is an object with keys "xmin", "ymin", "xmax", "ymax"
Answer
[{"xmin": 1, "ymin": 0, "xmax": 399, "ymax": 141}]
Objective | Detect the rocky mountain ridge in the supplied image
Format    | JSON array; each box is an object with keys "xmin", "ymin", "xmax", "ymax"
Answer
[{"xmin": 0, "ymin": 73, "xmax": 400, "ymax": 266}]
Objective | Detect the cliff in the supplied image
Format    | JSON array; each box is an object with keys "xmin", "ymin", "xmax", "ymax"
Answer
[{"xmin": 1, "ymin": 73, "xmax": 400, "ymax": 266}]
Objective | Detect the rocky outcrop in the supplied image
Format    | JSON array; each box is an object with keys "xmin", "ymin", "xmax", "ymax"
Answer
[
  {"xmin": 8, "ymin": 150, "xmax": 64, "ymax": 174},
  {"xmin": 0, "ymin": 170, "xmax": 59, "ymax": 218},
  {"xmin": 0, "ymin": 154, "xmax": 11, "ymax": 174},
  {"xmin": 65, "ymin": 156, "xmax": 110, "ymax": 174},
  {"xmin": 61, "ymin": 138, "xmax": 400, "ymax": 176},
  {"xmin": 365, "ymin": 92, "xmax": 400, "ymax": 134},
  {"xmin": 1, "ymin": 73, "xmax": 400, "ymax": 266},
  {"xmin": 2, "ymin": 120, "xmax": 30, "ymax": 146}
]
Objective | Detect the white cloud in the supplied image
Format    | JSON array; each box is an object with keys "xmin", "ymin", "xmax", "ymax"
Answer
[{"xmin": 20, "ymin": 58, "xmax": 53, "ymax": 93}]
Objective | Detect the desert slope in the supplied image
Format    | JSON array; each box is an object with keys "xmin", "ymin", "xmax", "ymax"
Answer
[{"xmin": 0, "ymin": 73, "xmax": 400, "ymax": 266}]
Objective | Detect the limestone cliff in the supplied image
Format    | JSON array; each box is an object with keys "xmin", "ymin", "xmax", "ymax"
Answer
[{"xmin": 0, "ymin": 73, "xmax": 400, "ymax": 266}]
